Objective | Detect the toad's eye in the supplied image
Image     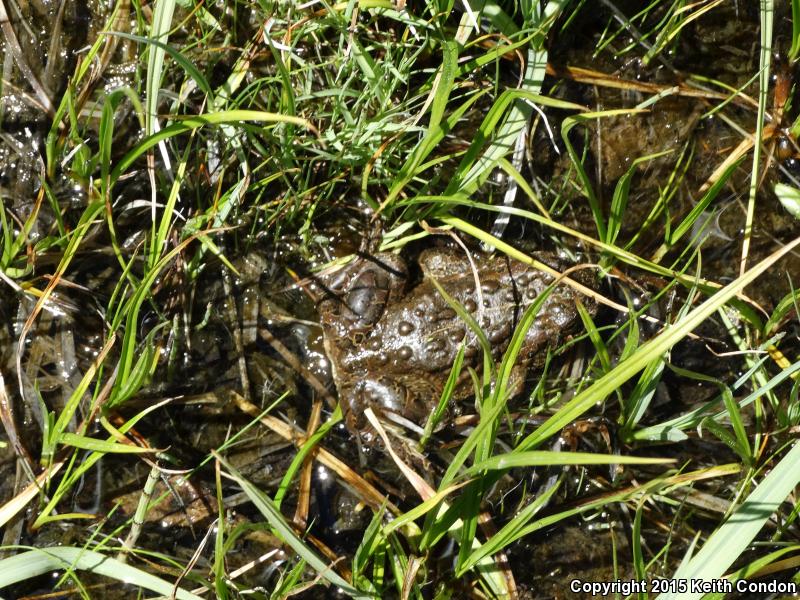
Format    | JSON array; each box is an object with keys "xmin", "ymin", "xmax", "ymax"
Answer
[
  {"xmin": 345, "ymin": 269, "xmax": 390, "ymax": 326},
  {"xmin": 346, "ymin": 284, "xmax": 377, "ymax": 317}
]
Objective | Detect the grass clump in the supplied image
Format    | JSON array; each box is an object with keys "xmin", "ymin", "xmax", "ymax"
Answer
[{"xmin": 2, "ymin": 1, "xmax": 800, "ymax": 598}]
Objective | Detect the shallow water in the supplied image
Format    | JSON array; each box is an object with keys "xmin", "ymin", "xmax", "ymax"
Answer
[{"xmin": 2, "ymin": 1, "xmax": 800, "ymax": 598}]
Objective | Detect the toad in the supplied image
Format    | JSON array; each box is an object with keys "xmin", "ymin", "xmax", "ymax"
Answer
[{"xmin": 317, "ymin": 247, "xmax": 596, "ymax": 432}]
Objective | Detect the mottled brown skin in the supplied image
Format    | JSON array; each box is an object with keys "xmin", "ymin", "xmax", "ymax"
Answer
[{"xmin": 318, "ymin": 248, "xmax": 595, "ymax": 431}]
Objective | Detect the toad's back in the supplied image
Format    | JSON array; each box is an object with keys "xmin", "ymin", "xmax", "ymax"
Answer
[{"xmin": 318, "ymin": 248, "xmax": 595, "ymax": 429}]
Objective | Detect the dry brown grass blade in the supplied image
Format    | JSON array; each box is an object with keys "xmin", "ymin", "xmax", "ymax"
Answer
[
  {"xmin": 696, "ymin": 133, "xmax": 756, "ymax": 196},
  {"xmin": 400, "ymin": 556, "xmax": 422, "ymax": 600},
  {"xmin": 0, "ymin": 369, "xmax": 33, "ymax": 472},
  {"xmin": 278, "ymin": 556, "xmax": 348, "ymax": 599},
  {"xmin": 72, "ymin": 0, "xmax": 131, "ymax": 119},
  {"xmin": 562, "ymin": 463, "xmax": 741, "ymax": 515},
  {"xmin": 0, "ymin": 460, "xmax": 64, "ymax": 529},
  {"xmin": 294, "ymin": 399, "xmax": 322, "ymax": 528},
  {"xmin": 222, "ymin": 272, "xmax": 251, "ymax": 401},
  {"xmin": 364, "ymin": 409, "xmax": 518, "ymax": 600},
  {"xmin": 364, "ymin": 408, "xmax": 435, "ymax": 501},
  {"xmin": 477, "ymin": 510, "xmax": 518, "ymax": 600},
  {"xmin": 302, "ymin": 533, "xmax": 353, "ymax": 583},
  {"xmin": 749, "ymin": 554, "xmax": 800, "ymax": 579},
  {"xmin": 13, "ymin": 187, "xmax": 95, "ymax": 468},
  {"xmin": 0, "ymin": 0, "xmax": 54, "ymax": 115},
  {"xmin": 230, "ymin": 392, "xmax": 399, "ymax": 514},
  {"xmin": 43, "ymin": 0, "xmax": 68, "ymax": 92},
  {"xmin": 545, "ymin": 63, "xmax": 757, "ymax": 108}
]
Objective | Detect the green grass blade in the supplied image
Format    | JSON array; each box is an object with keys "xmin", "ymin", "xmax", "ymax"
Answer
[
  {"xmin": 382, "ymin": 482, "xmax": 467, "ymax": 537},
  {"xmin": 109, "ymin": 111, "xmax": 314, "ymax": 184},
  {"xmin": 633, "ymin": 356, "xmax": 797, "ymax": 441},
  {"xmin": 516, "ymin": 236, "xmax": 800, "ymax": 451},
  {"xmin": 449, "ymin": 0, "xmax": 570, "ymax": 195},
  {"xmin": 458, "ymin": 477, "xmax": 561, "ymax": 575},
  {"xmin": 349, "ymin": 37, "xmax": 387, "ymax": 108},
  {"xmin": 560, "ymin": 109, "xmax": 647, "ymax": 241},
  {"xmin": 607, "ymin": 149, "xmax": 673, "ymax": 248},
  {"xmin": 621, "ymin": 358, "xmax": 665, "ymax": 438},
  {"xmin": 214, "ymin": 452, "xmax": 372, "ymax": 599},
  {"xmin": 420, "ymin": 343, "xmax": 465, "ymax": 448},
  {"xmin": 462, "ymin": 451, "xmax": 672, "ymax": 475},
  {"xmin": 429, "ymin": 39, "xmax": 457, "ymax": 132},
  {"xmin": 461, "ymin": 476, "xmax": 666, "ymax": 573},
  {"xmin": 656, "ymin": 443, "xmax": 800, "ymax": 600},
  {"xmin": 739, "ymin": 0, "xmax": 773, "ymax": 276},
  {"xmin": 775, "ymin": 182, "xmax": 800, "ymax": 220},
  {"xmin": 719, "ymin": 378, "xmax": 752, "ymax": 464},
  {"xmin": 145, "ymin": 0, "xmax": 177, "ymax": 135},
  {"xmin": 382, "ymin": 90, "xmax": 487, "ymax": 210},
  {"xmin": 792, "ymin": 0, "xmax": 800, "ymax": 61},
  {"xmin": 57, "ymin": 433, "xmax": 154, "ymax": 454},
  {"xmin": 632, "ymin": 500, "xmax": 646, "ymax": 595},
  {"xmin": 701, "ymin": 546, "xmax": 800, "ymax": 600},
  {"xmin": 428, "ymin": 276, "xmax": 493, "ymax": 367},
  {"xmin": 106, "ymin": 31, "xmax": 212, "ymax": 96},
  {"xmin": 352, "ymin": 506, "xmax": 386, "ymax": 593},
  {"xmin": 429, "ymin": 200, "xmax": 676, "ymax": 280},
  {"xmin": 0, "ymin": 547, "xmax": 205, "ymax": 599},
  {"xmin": 273, "ymin": 407, "xmax": 342, "ymax": 509},
  {"xmin": 669, "ymin": 157, "xmax": 744, "ymax": 245}
]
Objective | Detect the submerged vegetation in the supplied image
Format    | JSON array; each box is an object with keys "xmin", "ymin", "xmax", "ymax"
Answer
[{"xmin": 2, "ymin": 0, "xmax": 800, "ymax": 598}]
